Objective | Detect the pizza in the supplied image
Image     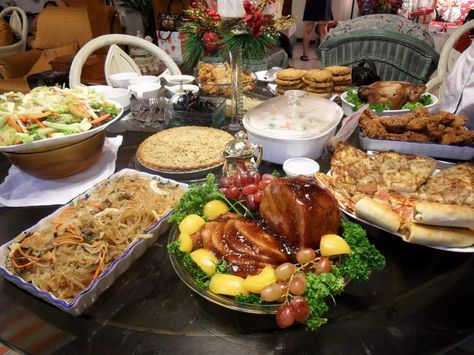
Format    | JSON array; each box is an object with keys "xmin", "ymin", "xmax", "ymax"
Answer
[{"xmin": 314, "ymin": 143, "xmax": 474, "ymax": 248}]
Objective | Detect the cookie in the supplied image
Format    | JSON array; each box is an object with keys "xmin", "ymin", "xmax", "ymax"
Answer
[
  {"xmin": 305, "ymin": 85, "xmax": 332, "ymax": 94},
  {"xmin": 333, "ymin": 74, "xmax": 352, "ymax": 83},
  {"xmin": 302, "ymin": 78, "xmax": 334, "ymax": 89},
  {"xmin": 276, "ymin": 68, "xmax": 307, "ymax": 81},
  {"xmin": 275, "ymin": 78, "xmax": 302, "ymax": 86},
  {"xmin": 333, "ymin": 79, "xmax": 352, "ymax": 86},
  {"xmin": 304, "ymin": 69, "xmax": 333, "ymax": 83},
  {"xmin": 325, "ymin": 66, "xmax": 351, "ymax": 76},
  {"xmin": 307, "ymin": 92, "xmax": 332, "ymax": 99},
  {"xmin": 334, "ymin": 85, "xmax": 350, "ymax": 92},
  {"xmin": 277, "ymin": 83, "xmax": 304, "ymax": 90}
]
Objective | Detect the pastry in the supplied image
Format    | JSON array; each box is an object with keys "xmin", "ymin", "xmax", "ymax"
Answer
[
  {"xmin": 137, "ymin": 126, "xmax": 233, "ymax": 171},
  {"xmin": 325, "ymin": 65, "xmax": 351, "ymax": 76},
  {"xmin": 276, "ymin": 68, "xmax": 307, "ymax": 81},
  {"xmin": 304, "ymin": 69, "xmax": 333, "ymax": 83}
]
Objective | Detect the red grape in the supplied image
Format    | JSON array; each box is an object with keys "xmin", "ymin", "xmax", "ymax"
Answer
[
  {"xmin": 260, "ymin": 283, "xmax": 283, "ymax": 302},
  {"xmin": 315, "ymin": 258, "xmax": 331, "ymax": 275},
  {"xmin": 275, "ymin": 263, "xmax": 296, "ymax": 281},
  {"xmin": 219, "ymin": 177, "xmax": 230, "ymax": 188},
  {"xmin": 254, "ymin": 190, "xmax": 263, "ymax": 203},
  {"xmin": 242, "ymin": 184, "xmax": 258, "ymax": 195},
  {"xmin": 246, "ymin": 194, "xmax": 257, "ymax": 210},
  {"xmin": 226, "ymin": 187, "xmax": 240, "ymax": 199},
  {"xmin": 241, "ymin": 173, "xmax": 254, "ymax": 186},
  {"xmin": 233, "ymin": 173, "xmax": 244, "ymax": 187},
  {"xmin": 250, "ymin": 171, "xmax": 261, "ymax": 184},
  {"xmin": 290, "ymin": 297, "xmax": 310, "ymax": 323},
  {"xmin": 296, "ymin": 248, "xmax": 316, "ymax": 264},
  {"xmin": 235, "ymin": 161, "xmax": 247, "ymax": 174},
  {"xmin": 276, "ymin": 304, "xmax": 295, "ymax": 328},
  {"xmin": 289, "ymin": 274, "xmax": 306, "ymax": 295}
]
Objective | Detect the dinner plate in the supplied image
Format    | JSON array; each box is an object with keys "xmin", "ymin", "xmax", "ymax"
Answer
[
  {"xmin": 326, "ymin": 170, "xmax": 474, "ymax": 253},
  {"xmin": 0, "ymin": 100, "xmax": 124, "ymax": 153},
  {"xmin": 167, "ymin": 226, "xmax": 280, "ymax": 314},
  {"xmin": 0, "ymin": 169, "xmax": 188, "ymax": 315}
]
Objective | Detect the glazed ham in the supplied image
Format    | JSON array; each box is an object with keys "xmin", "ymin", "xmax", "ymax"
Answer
[
  {"xmin": 191, "ymin": 214, "xmax": 291, "ymax": 277},
  {"xmin": 259, "ymin": 176, "xmax": 341, "ymax": 249}
]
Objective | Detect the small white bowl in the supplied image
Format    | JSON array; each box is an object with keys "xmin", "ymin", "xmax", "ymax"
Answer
[
  {"xmin": 283, "ymin": 157, "xmax": 320, "ymax": 177},
  {"xmin": 164, "ymin": 75, "xmax": 195, "ymax": 84},
  {"xmin": 91, "ymin": 86, "xmax": 130, "ymax": 110},
  {"xmin": 128, "ymin": 82, "xmax": 161, "ymax": 100},
  {"xmin": 108, "ymin": 72, "xmax": 140, "ymax": 89},
  {"xmin": 129, "ymin": 75, "xmax": 160, "ymax": 86},
  {"xmin": 166, "ymin": 84, "xmax": 199, "ymax": 95}
]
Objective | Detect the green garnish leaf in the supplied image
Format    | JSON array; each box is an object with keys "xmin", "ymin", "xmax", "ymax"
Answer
[
  {"xmin": 168, "ymin": 174, "xmax": 222, "ymax": 224},
  {"xmin": 369, "ymin": 102, "xmax": 392, "ymax": 112},
  {"xmin": 346, "ymin": 86, "xmax": 364, "ymax": 111},
  {"xmin": 234, "ymin": 293, "xmax": 264, "ymax": 304},
  {"xmin": 402, "ymin": 93, "xmax": 433, "ymax": 110},
  {"xmin": 272, "ymin": 170, "xmax": 282, "ymax": 178},
  {"xmin": 339, "ymin": 221, "xmax": 385, "ymax": 282}
]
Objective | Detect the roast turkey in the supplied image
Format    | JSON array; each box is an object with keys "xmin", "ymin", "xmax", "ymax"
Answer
[
  {"xmin": 358, "ymin": 81, "xmax": 426, "ymax": 110},
  {"xmin": 259, "ymin": 176, "xmax": 341, "ymax": 249},
  {"xmin": 191, "ymin": 213, "xmax": 291, "ymax": 277}
]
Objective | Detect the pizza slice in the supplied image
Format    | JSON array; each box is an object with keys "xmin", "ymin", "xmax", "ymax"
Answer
[
  {"xmin": 331, "ymin": 143, "xmax": 384, "ymax": 196},
  {"xmin": 417, "ymin": 163, "xmax": 474, "ymax": 207},
  {"xmin": 373, "ymin": 151, "xmax": 437, "ymax": 193}
]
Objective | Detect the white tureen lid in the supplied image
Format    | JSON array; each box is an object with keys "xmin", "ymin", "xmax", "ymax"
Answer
[{"xmin": 243, "ymin": 90, "xmax": 343, "ymax": 139}]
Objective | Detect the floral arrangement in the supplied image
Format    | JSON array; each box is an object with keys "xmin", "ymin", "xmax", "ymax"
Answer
[{"xmin": 179, "ymin": 0, "xmax": 294, "ymax": 69}]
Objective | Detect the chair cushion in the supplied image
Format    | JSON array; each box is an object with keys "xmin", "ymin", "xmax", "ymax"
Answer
[
  {"xmin": 0, "ymin": 18, "xmax": 13, "ymax": 46},
  {"xmin": 27, "ymin": 42, "xmax": 78, "ymax": 76},
  {"xmin": 0, "ymin": 77, "xmax": 30, "ymax": 93}
]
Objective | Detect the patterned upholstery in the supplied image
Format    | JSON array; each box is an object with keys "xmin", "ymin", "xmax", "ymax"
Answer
[{"xmin": 325, "ymin": 14, "xmax": 435, "ymax": 47}]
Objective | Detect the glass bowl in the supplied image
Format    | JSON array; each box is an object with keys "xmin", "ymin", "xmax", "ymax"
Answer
[
  {"xmin": 195, "ymin": 63, "xmax": 257, "ymax": 97},
  {"xmin": 167, "ymin": 226, "xmax": 280, "ymax": 314}
]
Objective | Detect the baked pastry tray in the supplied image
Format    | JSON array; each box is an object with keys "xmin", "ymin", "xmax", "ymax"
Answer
[{"xmin": 359, "ymin": 132, "xmax": 474, "ymax": 160}]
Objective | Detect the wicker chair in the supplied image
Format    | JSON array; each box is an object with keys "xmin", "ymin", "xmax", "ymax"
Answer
[
  {"xmin": 0, "ymin": 6, "xmax": 28, "ymax": 57},
  {"xmin": 426, "ymin": 21, "xmax": 474, "ymax": 98},
  {"xmin": 69, "ymin": 34, "xmax": 181, "ymax": 88},
  {"xmin": 0, "ymin": 7, "xmax": 93, "ymax": 93},
  {"xmin": 318, "ymin": 15, "xmax": 439, "ymax": 83}
]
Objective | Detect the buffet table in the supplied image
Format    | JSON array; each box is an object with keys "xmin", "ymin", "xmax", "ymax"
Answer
[{"xmin": 0, "ymin": 125, "xmax": 473, "ymax": 354}]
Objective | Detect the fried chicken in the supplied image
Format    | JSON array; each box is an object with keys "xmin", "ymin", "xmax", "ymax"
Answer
[{"xmin": 359, "ymin": 108, "xmax": 473, "ymax": 146}]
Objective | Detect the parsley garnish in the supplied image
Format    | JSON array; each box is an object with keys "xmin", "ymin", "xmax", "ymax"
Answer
[
  {"xmin": 339, "ymin": 221, "xmax": 385, "ymax": 282},
  {"xmin": 234, "ymin": 293, "xmax": 264, "ymax": 304}
]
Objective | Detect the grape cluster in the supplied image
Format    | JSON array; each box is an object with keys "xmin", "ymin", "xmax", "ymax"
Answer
[
  {"xmin": 260, "ymin": 248, "xmax": 332, "ymax": 328},
  {"xmin": 219, "ymin": 163, "xmax": 275, "ymax": 210}
]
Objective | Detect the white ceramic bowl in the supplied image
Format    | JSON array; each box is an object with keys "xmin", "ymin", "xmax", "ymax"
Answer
[
  {"xmin": 128, "ymin": 82, "xmax": 161, "ymax": 99},
  {"xmin": 129, "ymin": 75, "xmax": 160, "ymax": 85},
  {"xmin": 164, "ymin": 75, "xmax": 195, "ymax": 84},
  {"xmin": 166, "ymin": 84, "xmax": 199, "ymax": 95},
  {"xmin": 340, "ymin": 91, "xmax": 439, "ymax": 116},
  {"xmin": 283, "ymin": 157, "xmax": 320, "ymax": 177},
  {"xmin": 108, "ymin": 72, "xmax": 140, "ymax": 88},
  {"xmin": 91, "ymin": 86, "xmax": 131, "ymax": 110}
]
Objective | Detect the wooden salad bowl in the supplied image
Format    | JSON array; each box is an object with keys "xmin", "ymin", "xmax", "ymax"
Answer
[{"xmin": 2, "ymin": 131, "xmax": 105, "ymax": 179}]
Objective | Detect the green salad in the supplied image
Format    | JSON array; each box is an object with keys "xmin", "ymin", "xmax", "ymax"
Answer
[
  {"xmin": 0, "ymin": 86, "xmax": 121, "ymax": 147},
  {"xmin": 346, "ymin": 86, "xmax": 433, "ymax": 112}
]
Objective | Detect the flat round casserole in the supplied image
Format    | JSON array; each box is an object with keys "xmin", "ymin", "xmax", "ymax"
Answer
[{"xmin": 137, "ymin": 126, "xmax": 233, "ymax": 172}]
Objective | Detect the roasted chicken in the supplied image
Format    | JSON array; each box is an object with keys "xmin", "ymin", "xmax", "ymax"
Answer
[
  {"xmin": 259, "ymin": 176, "xmax": 341, "ymax": 250},
  {"xmin": 358, "ymin": 81, "xmax": 426, "ymax": 110}
]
